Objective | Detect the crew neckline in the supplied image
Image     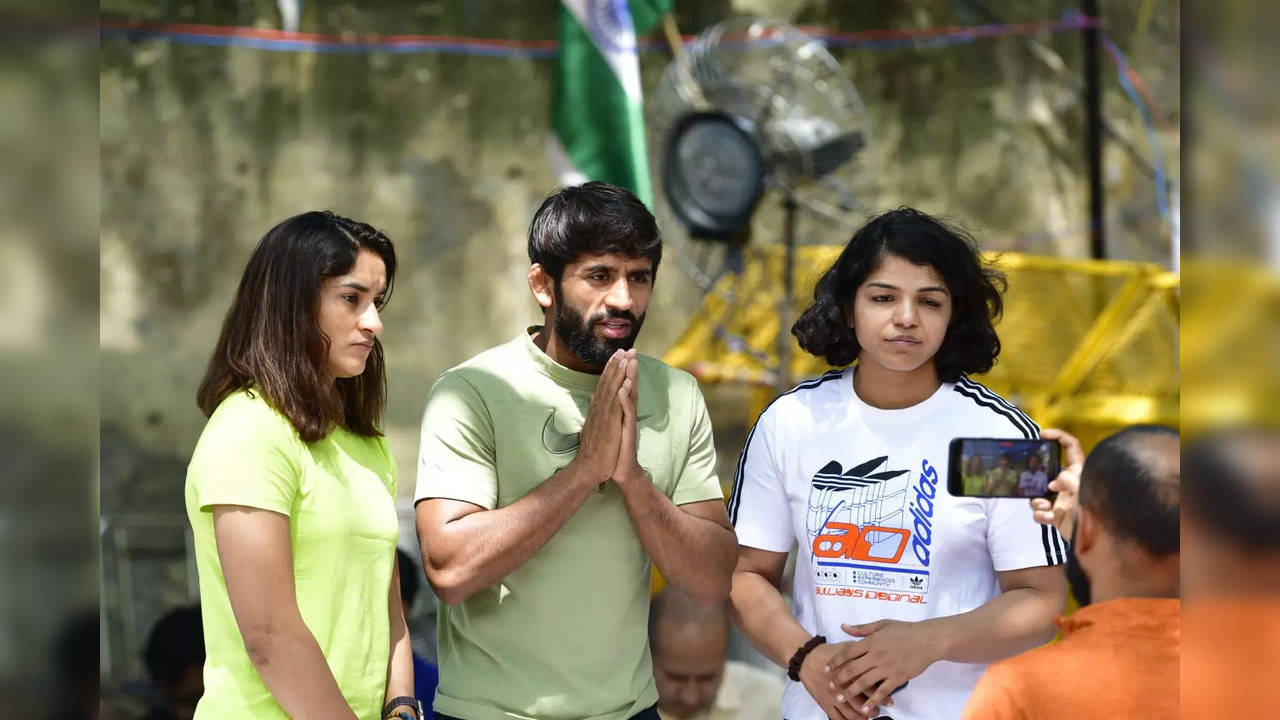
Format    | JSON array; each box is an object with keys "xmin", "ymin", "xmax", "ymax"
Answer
[
  {"xmin": 841, "ymin": 365, "xmax": 953, "ymax": 424},
  {"xmin": 521, "ymin": 325, "xmax": 602, "ymax": 390}
]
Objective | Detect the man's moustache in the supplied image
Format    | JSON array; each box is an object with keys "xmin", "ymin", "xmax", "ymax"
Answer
[{"xmin": 590, "ymin": 310, "xmax": 639, "ymax": 323}]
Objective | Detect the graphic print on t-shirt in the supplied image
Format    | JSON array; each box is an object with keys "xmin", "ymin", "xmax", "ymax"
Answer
[{"xmin": 808, "ymin": 455, "xmax": 940, "ymax": 603}]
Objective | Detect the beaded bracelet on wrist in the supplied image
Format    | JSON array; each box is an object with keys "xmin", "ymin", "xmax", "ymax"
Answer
[{"xmin": 786, "ymin": 634, "xmax": 827, "ymax": 681}]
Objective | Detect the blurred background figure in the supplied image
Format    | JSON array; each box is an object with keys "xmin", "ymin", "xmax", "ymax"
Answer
[
  {"xmin": 1183, "ymin": 428, "xmax": 1280, "ymax": 599},
  {"xmin": 1017, "ymin": 452, "xmax": 1049, "ymax": 497},
  {"xmin": 50, "ymin": 609, "xmax": 100, "ymax": 720},
  {"xmin": 1182, "ymin": 428, "xmax": 1280, "ymax": 718},
  {"xmin": 964, "ymin": 425, "xmax": 1179, "ymax": 719},
  {"xmin": 651, "ymin": 588, "xmax": 782, "ymax": 720},
  {"xmin": 983, "ymin": 453, "xmax": 1019, "ymax": 496},
  {"xmin": 138, "ymin": 606, "xmax": 204, "ymax": 720},
  {"xmin": 960, "ymin": 455, "xmax": 986, "ymax": 496},
  {"xmin": 1180, "ymin": 0, "xmax": 1280, "ymax": 711}
]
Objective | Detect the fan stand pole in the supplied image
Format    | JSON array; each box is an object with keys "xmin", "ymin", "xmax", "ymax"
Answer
[{"xmin": 777, "ymin": 188, "xmax": 798, "ymax": 394}]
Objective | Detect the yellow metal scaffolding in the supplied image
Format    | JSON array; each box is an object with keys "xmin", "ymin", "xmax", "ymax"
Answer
[{"xmin": 663, "ymin": 248, "xmax": 1181, "ymax": 434}]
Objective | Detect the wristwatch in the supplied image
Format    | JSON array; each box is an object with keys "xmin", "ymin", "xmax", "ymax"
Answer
[{"xmin": 382, "ymin": 697, "xmax": 423, "ymax": 720}]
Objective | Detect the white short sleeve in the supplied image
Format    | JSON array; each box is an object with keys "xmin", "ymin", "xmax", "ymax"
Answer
[
  {"xmin": 728, "ymin": 408, "xmax": 794, "ymax": 553},
  {"xmin": 986, "ymin": 497, "xmax": 1066, "ymax": 570}
]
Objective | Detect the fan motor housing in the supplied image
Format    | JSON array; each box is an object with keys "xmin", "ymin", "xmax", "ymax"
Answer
[{"xmin": 662, "ymin": 111, "xmax": 765, "ymax": 241}]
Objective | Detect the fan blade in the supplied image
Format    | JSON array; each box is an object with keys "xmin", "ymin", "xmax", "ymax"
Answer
[{"xmin": 807, "ymin": 131, "xmax": 865, "ymax": 179}]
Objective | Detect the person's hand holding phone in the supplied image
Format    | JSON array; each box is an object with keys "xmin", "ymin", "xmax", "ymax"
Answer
[{"xmin": 1030, "ymin": 428, "xmax": 1085, "ymax": 538}]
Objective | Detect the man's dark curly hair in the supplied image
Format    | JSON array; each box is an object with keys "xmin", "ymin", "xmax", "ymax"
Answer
[{"xmin": 791, "ymin": 207, "xmax": 1006, "ymax": 382}]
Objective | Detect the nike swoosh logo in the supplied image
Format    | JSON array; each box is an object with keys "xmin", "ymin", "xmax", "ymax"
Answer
[
  {"xmin": 540, "ymin": 409, "xmax": 654, "ymax": 455},
  {"xmin": 542, "ymin": 411, "xmax": 580, "ymax": 455}
]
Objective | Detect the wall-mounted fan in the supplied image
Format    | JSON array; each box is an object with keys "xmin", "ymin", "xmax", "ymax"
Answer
[{"xmin": 648, "ymin": 17, "xmax": 871, "ymax": 386}]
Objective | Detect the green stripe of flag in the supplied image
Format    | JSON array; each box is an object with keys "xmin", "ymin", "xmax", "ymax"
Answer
[{"xmin": 551, "ymin": 1, "xmax": 672, "ymax": 207}]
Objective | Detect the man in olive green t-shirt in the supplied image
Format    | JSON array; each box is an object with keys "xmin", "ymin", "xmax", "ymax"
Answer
[
  {"xmin": 414, "ymin": 183, "xmax": 738, "ymax": 720},
  {"xmin": 983, "ymin": 453, "xmax": 1021, "ymax": 496}
]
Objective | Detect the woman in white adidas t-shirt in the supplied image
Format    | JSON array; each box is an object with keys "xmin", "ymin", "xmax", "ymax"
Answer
[{"xmin": 728, "ymin": 208, "xmax": 1067, "ymax": 720}]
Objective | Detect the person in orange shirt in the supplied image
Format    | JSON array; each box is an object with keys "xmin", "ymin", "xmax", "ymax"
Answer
[
  {"xmin": 1181, "ymin": 428, "xmax": 1280, "ymax": 718},
  {"xmin": 962, "ymin": 426, "xmax": 1180, "ymax": 720}
]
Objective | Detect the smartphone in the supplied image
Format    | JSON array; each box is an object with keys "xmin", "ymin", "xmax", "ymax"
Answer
[{"xmin": 947, "ymin": 437, "xmax": 1060, "ymax": 499}]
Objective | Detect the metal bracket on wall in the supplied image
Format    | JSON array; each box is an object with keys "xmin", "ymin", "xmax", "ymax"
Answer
[{"xmin": 100, "ymin": 514, "xmax": 196, "ymax": 682}]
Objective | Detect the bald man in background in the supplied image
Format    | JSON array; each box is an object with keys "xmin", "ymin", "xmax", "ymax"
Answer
[
  {"xmin": 650, "ymin": 588, "xmax": 783, "ymax": 720},
  {"xmin": 1181, "ymin": 428, "xmax": 1280, "ymax": 718}
]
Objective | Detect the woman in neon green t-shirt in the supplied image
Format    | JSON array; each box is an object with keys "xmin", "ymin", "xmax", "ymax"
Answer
[
  {"xmin": 185, "ymin": 212, "xmax": 418, "ymax": 720},
  {"xmin": 961, "ymin": 454, "xmax": 988, "ymax": 496}
]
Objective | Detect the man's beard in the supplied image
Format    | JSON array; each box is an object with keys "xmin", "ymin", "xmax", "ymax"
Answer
[
  {"xmin": 553, "ymin": 299, "xmax": 644, "ymax": 369},
  {"xmin": 1064, "ymin": 523, "xmax": 1093, "ymax": 607}
]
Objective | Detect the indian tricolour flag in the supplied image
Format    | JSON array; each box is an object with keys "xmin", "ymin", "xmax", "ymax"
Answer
[{"xmin": 548, "ymin": 0, "xmax": 671, "ymax": 207}]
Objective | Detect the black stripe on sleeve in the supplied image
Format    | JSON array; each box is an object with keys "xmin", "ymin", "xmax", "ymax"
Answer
[
  {"xmin": 952, "ymin": 384, "xmax": 1035, "ymax": 439},
  {"xmin": 1049, "ymin": 524, "xmax": 1066, "ymax": 564},
  {"xmin": 957, "ymin": 379, "xmax": 1038, "ymax": 438},
  {"xmin": 957, "ymin": 378, "xmax": 1042, "ymax": 436},
  {"xmin": 1041, "ymin": 524, "xmax": 1055, "ymax": 566},
  {"xmin": 728, "ymin": 369, "xmax": 844, "ymax": 524},
  {"xmin": 728, "ymin": 423, "xmax": 765, "ymax": 524}
]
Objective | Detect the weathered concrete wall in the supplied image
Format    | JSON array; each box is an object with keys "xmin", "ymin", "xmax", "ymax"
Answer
[{"xmin": 99, "ymin": 0, "xmax": 1177, "ymax": 679}]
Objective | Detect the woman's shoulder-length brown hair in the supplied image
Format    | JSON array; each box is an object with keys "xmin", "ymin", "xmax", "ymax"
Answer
[{"xmin": 196, "ymin": 210, "xmax": 397, "ymax": 443}]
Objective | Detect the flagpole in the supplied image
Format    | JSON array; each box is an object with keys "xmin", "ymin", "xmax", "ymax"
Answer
[{"xmin": 661, "ymin": 13, "xmax": 684, "ymax": 58}]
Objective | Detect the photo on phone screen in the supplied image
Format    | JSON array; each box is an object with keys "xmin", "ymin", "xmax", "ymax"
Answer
[{"xmin": 947, "ymin": 438, "xmax": 1061, "ymax": 499}]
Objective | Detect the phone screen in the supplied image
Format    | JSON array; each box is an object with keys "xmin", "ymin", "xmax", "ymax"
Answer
[{"xmin": 947, "ymin": 438, "xmax": 1061, "ymax": 499}]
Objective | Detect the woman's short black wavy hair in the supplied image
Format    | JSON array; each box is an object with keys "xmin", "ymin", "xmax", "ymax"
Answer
[{"xmin": 791, "ymin": 207, "xmax": 1006, "ymax": 382}]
